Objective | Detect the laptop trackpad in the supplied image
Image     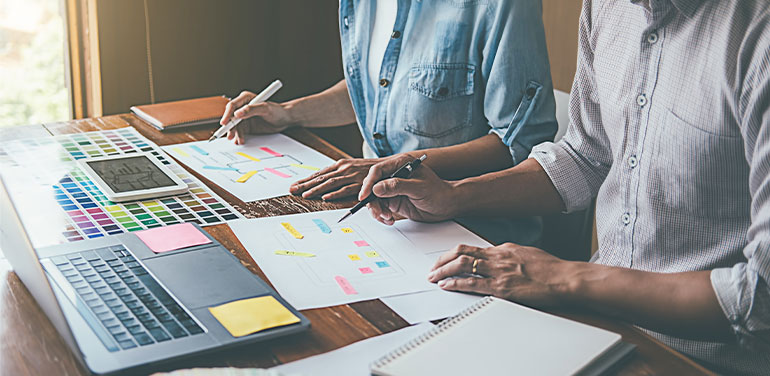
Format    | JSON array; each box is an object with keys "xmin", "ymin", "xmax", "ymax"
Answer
[{"xmin": 142, "ymin": 247, "xmax": 271, "ymax": 309}]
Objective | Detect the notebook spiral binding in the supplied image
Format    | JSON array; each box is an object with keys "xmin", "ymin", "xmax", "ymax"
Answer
[{"xmin": 371, "ymin": 296, "xmax": 494, "ymax": 369}]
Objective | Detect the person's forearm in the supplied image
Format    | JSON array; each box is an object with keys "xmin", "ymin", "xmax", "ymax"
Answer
[
  {"xmin": 403, "ymin": 134, "xmax": 513, "ymax": 180},
  {"xmin": 445, "ymin": 158, "xmax": 566, "ymax": 218},
  {"xmin": 561, "ymin": 262, "xmax": 732, "ymax": 341},
  {"xmin": 285, "ymin": 80, "xmax": 357, "ymax": 128}
]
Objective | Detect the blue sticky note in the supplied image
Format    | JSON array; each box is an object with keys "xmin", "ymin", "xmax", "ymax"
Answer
[
  {"xmin": 312, "ymin": 219, "xmax": 332, "ymax": 234},
  {"xmin": 376, "ymin": 261, "xmax": 390, "ymax": 268},
  {"xmin": 189, "ymin": 145, "xmax": 209, "ymax": 156},
  {"xmin": 203, "ymin": 165, "xmax": 239, "ymax": 171}
]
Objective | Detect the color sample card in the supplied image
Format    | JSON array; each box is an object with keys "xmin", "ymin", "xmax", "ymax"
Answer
[
  {"xmin": 0, "ymin": 127, "xmax": 243, "ymax": 246},
  {"xmin": 136, "ymin": 223, "xmax": 211, "ymax": 253},
  {"xmin": 208, "ymin": 295, "xmax": 300, "ymax": 338},
  {"xmin": 161, "ymin": 134, "xmax": 335, "ymax": 202}
]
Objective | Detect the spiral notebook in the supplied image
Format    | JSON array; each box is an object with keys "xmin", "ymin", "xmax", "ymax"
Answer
[{"xmin": 371, "ymin": 297, "xmax": 635, "ymax": 376}]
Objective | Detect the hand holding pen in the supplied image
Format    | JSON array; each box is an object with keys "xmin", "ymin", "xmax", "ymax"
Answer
[
  {"xmin": 215, "ymin": 80, "xmax": 291, "ymax": 145},
  {"xmin": 352, "ymin": 154, "xmax": 459, "ymax": 225}
]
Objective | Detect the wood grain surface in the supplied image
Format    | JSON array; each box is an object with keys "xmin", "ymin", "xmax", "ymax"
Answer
[{"xmin": 0, "ymin": 115, "xmax": 713, "ymax": 375}]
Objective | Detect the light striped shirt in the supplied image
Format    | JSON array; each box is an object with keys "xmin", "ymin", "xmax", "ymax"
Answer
[{"xmin": 530, "ymin": 0, "xmax": 770, "ymax": 374}]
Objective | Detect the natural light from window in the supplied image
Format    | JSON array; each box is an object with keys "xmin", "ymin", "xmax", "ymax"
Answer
[{"xmin": 0, "ymin": 0, "xmax": 70, "ymax": 128}]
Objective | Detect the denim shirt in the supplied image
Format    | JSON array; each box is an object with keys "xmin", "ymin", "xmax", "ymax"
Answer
[{"xmin": 339, "ymin": 0, "xmax": 557, "ymax": 164}]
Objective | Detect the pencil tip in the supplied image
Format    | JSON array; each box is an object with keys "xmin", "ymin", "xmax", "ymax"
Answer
[{"xmin": 337, "ymin": 212, "xmax": 351, "ymax": 223}]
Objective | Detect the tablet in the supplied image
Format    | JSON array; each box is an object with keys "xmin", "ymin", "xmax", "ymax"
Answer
[{"xmin": 77, "ymin": 153, "xmax": 188, "ymax": 202}]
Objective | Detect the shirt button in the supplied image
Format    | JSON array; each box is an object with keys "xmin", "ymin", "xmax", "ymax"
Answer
[
  {"xmin": 344, "ymin": 17, "xmax": 349, "ymax": 28},
  {"xmin": 373, "ymin": 132, "xmax": 385, "ymax": 140},
  {"xmin": 636, "ymin": 94, "xmax": 647, "ymax": 107},
  {"xmin": 391, "ymin": 30, "xmax": 401, "ymax": 39},
  {"xmin": 647, "ymin": 32, "xmax": 658, "ymax": 44},
  {"xmin": 622, "ymin": 213, "xmax": 631, "ymax": 225},
  {"xmin": 379, "ymin": 79, "xmax": 390, "ymax": 87},
  {"xmin": 628, "ymin": 155, "xmax": 638, "ymax": 168}
]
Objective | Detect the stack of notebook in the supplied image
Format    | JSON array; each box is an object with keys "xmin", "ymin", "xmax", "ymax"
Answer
[{"xmin": 370, "ymin": 297, "xmax": 635, "ymax": 376}]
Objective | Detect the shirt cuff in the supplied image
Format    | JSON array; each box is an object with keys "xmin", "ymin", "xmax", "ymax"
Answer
[
  {"xmin": 529, "ymin": 141, "xmax": 595, "ymax": 213},
  {"xmin": 711, "ymin": 262, "xmax": 770, "ymax": 351}
]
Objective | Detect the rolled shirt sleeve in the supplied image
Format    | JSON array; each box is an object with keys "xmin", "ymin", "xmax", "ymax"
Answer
[
  {"xmin": 482, "ymin": 0, "xmax": 557, "ymax": 165},
  {"xmin": 710, "ymin": 47, "xmax": 770, "ymax": 351},
  {"xmin": 529, "ymin": 0, "xmax": 612, "ymax": 213}
]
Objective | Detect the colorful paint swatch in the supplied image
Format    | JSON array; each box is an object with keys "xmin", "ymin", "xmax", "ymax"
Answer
[
  {"xmin": 190, "ymin": 145, "xmax": 209, "ymax": 156},
  {"xmin": 203, "ymin": 165, "xmax": 239, "ymax": 171},
  {"xmin": 260, "ymin": 147, "xmax": 283, "ymax": 157},
  {"xmin": 208, "ymin": 296, "xmax": 300, "ymax": 338},
  {"xmin": 376, "ymin": 261, "xmax": 390, "ymax": 268},
  {"xmin": 334, "ymin": 276, "xmax": 357, "ymax": 295},
  {"xmin": 290, "ymin": 163, "xmax": 320, "ymax": 171},
  {"xmin": 264, "ymin": 167, "xmax": 291, "ymax": 178},
  {"xmin": 0, "ymin": 127, "xmax": 243, "ymax": 246},
  {"xmin": 172, "ymin": 147, "xmax": 190, "ymax": 157},
  {"xmin": 359, "ymin": 267, "xmax": 373, "ymax": 274},
  {"xmin": 135, "ymin": 223, "xmax": 211, "ymax": 253},
  {"xmin": 281, "ymin": 222, "xmax": 304, "ymax": 239},
  {"xmin": 365, "ymin": 251, "xmax": 380, "ymax": 258},
  {"xmin": 274, "ymin": 250, "xmax": 316, "ymax": 257},
  {"xmin": 236, "ymin": 170, "xmax": 258, "ymax": 183},
  {"xmin": 236, "ymin": 152, "xmax": 261, "ymax": 162},
  {"xmin": 312, "ymin": 219, "xmax": 331, "ymax": 233},
  {"xmin": 347, "ymin": 254, "xmax": 361, "ymax": 261},
  {"xmin": 341, "ymin": 228, "xmax": 354, "ymax": 234},
  {"xmin": 354, "ymin": 240, "xmax": 370, "ymax": 247}
]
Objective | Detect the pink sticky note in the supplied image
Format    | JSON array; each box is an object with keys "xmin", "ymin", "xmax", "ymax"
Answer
[
  {"xmin": 260, "ymin": 147, "xmax": 283, "ymax": 157},
  {"xmin": 359, "ymin": 267, "xmax": 373, "ymax": 274},
  {"xmin": 135, "ymin": 223, "xmax": 211, "ymax": 254},
  {"xmin": 264, "ymin": 167, "xmax": 291, "ymax": 178},
  {"xmin": 354, "ymin": 240, "xmax": 370, "ymax": 247},
  {"xmin": 334, "ymin": 275, "xmax": 357, "ymax": 295}
]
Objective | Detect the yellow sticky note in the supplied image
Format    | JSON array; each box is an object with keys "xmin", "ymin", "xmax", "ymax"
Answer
[
  {"xmin": 341, "ymin": 228, "xmax": 354, "ymax": 234},
  {"xmin": 365, "ymin": 251, "xmax": 380, "ymax": 258},
  {"xmin": 236, "ymin": 170, "xmax": 258, "ymax": 183},
  {"xmin": 348, "ymin": 254, "xmax": 361, "ymax": 261},
  {"xmin": 281, "ymin": 222, "xmax": 304, "ymax": 239},
  {"xmin": 290, "ymin": 163, "xmax": 320, "ymax": 171},
  {"xmin": 274, "ymin": 250, "xmax": 315, "ymax": 257},
  {"xmin": 171, "ymin": 147, "xmax": 190, "ymax": 157},
  {"xmin": 208, "ymin": 296, "xmax": 300, "ymax": 338},
  {"xmin": 236, "ymin": 152, "xmax": 261, "ymax": 162}
]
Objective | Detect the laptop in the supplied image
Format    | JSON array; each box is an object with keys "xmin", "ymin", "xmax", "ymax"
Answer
[{"xmin": 0, "ymin": 176, "xmax": 309, "ymax": 375}]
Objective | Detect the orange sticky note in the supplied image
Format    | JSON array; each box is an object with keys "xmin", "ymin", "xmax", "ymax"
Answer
[
  {"xmin": 135, "ymin": 223, "xmax": 211, "ymax": 253},
  {"xmin": 208, "ymin": 295, "xmax": 300, "ymax": 337}
]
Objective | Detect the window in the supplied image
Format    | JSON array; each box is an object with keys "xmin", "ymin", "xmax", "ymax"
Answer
[{"xmin": 0, "ymin": 0, "xmax": 70, "ymax": 128}]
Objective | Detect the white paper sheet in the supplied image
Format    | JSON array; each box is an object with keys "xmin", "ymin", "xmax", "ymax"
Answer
[
  {"xmin": 380, "ymin": 220, "xmax": 492, "ymax": 324},
  {"xmin": 162, "ymin": 134, "xmax": 335, "ymax": 202},
  {"xmin": 275, "ymin": 322, "xmax": 434, "ymax": 376},
  {"xmin": 381, "ymin": 290, "xmax": 484, "ymax": 324},
  {"xmin": 229, "ymin": 209, "xmax": 440, "ymax": 309}
]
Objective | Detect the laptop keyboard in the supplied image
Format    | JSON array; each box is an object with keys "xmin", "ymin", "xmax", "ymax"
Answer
[{"xmin": 47, "ymin": 245, "xmax": 203, "ymax": 351}]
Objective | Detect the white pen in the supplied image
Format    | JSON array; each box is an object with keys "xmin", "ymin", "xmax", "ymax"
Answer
[{"xmin": 208, "ymin": 79, "xmax": 283, "ymax": 142}]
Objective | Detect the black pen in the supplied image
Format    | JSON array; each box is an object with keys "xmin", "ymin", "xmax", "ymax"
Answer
[{"xmin": 337, "ymin": 154, "xmax": 427, "ymax": 223}]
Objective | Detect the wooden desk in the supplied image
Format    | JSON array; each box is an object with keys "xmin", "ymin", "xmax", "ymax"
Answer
[{"xmin": 0, "ymin": 115, "xmax": 713, "ymax": 375}]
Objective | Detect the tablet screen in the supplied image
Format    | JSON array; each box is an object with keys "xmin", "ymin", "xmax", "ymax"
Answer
[{"xmin": 85, "ymin": 155, "xmax": 177, "ymax": 193}]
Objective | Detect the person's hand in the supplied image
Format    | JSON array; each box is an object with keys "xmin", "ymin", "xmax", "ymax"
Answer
[
  {"xmin": 359, "ymin": 154, "xmax": 459, "ymax": 225},
  {"xmin": 427, "ymin": 243, "xmax": 575, "ymax": 307},
  {"xmin": 220, "ymin": 91, "xmax": 294, "ymax": 145},
  {"xmin": 290, "ymin": 158, "xmax": 385, "ymax": 200}
]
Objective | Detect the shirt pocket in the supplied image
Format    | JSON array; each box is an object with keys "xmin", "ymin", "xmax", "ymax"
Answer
[
  {"xmin": 404, "ymin": 63, "xmax": 475, "ymax": 138},
  {"xmin": 652, "ymin": 110, "xmax": 749, "ymax": 219}
]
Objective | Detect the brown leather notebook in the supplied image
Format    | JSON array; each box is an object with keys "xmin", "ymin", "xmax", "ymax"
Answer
[{"xmin": 130, "ymin": 96, "xmax": 229, "ymax": 130}]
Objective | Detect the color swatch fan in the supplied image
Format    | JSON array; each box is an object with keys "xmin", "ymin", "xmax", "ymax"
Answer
[
  {"xmin": 162, "ymin": 134, "xmax": 336, "ymax": 202},
  {"xmin": 0, "ymin": 127, "xmax": 242, "ymax": 247}
]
